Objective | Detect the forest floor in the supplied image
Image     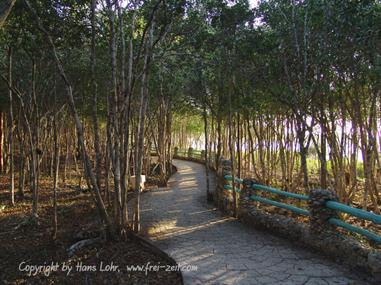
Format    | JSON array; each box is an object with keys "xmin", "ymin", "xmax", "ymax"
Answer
[{"xmin": 0, "ymin": 174, "xmax": 182, "ymax": 285}]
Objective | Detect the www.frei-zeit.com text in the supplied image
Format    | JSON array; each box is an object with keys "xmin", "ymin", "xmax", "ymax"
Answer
[{"xmin": 18, "ymin": 261, "xmax": 198, "ymax": 277}]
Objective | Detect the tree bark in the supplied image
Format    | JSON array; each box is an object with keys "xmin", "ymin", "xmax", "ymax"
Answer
[
  {"xmin": 203, "ymin": 103, "xmax": 212, "ymax": 202},
  {"xmin": 133, "ymin": 20, "xmax": 154, "ymax": 232},
  {"xmin": 52, "ymin": 114, "xmax": 61, "ymax": 240},
  {"xmin": 0, "ymin": 111, "xmax": 3, "ymax": 174},
  {"xmin": 90, "ymin": 0, "xmax": 102, "ymax": 190},
  {"xmin": 0, "ymin": 0, "xmax": 16, "ymax": 28},
  {"xmin": 16, "ymin": 113, "xmax": 25, "ymax": 197},
  {"xmin": 7, "ymin": 46, "xmax": 14, "ymax": 205}
]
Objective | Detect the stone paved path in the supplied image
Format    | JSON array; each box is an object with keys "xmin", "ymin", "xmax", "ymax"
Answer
[{"xmin": 140, "ymin": 160, "xmax": 370, "ymax": 285}]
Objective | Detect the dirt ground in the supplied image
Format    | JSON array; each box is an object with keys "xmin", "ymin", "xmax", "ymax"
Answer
[{"xmin": 0, "ymin": 175, "xmax": 182, "ymax": 285}]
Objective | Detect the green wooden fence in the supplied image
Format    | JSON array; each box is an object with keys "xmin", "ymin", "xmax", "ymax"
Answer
[{"xmin": 224, "ymin": 175, "xmax": 381, "ymax": 244}]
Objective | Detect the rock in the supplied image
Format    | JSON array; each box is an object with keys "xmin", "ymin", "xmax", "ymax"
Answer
[{"xmin": 368, "ymin": 252, "xmax": 381, "ymax": 273}]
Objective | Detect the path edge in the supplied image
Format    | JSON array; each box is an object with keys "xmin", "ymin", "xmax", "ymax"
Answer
[{"xmin": 127, "ymin": 229, "xmax": 184, "ymax": 284}]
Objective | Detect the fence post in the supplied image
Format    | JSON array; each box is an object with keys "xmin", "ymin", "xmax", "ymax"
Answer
[
  {"xmin": 216, "ymin": 157, "xmax": 228, "ymax": 210},
  {"xmin": 308, "ymin": 188, "xmax": 338, "ymax": 234},
  {"xmin": 215, "ymin": 156, "xmax": 222, "ymax": 206},
  {"xmin": 219, "ymin": 159, "xmax": 234, "ymax": 214},
  {"xmin": 238, "ymin": 178, "xmax": 257, "ymax": 217},
  {"xmin": 201, "ymin": 150, "xmax": 205, "ymax": 161},
  {"xmin": 187, "ymin": 147, "xmax": 193, "ymax": 158}
]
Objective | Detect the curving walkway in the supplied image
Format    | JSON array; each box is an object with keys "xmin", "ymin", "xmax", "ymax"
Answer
[{"xmin": 139, "ymin": 160, "xmax": 370, "ymax": 285}]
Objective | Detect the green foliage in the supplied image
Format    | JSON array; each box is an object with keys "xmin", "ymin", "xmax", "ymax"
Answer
[{"xmin": 172, "ymin": 113, "xmax": 204, "ymax": 135}]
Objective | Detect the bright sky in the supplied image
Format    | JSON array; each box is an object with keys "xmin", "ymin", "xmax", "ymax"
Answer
[
  {"xmin": 249, "ymin": 0, "xmax": 259, "ymax": 8},
  {"xmin": 119, "ymin": 0, "xmax": 260, "ymax": 9}
]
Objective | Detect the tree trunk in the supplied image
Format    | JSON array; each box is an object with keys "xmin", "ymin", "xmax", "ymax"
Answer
[
  {"xmin": 228, "ymin": 84, "xmax": 237, "ymax": 217},
  {"xmin": 296, "ymin": 117, "xmax": 309, "ymax": 192},
  {"xmin": 236, "ymin": 113, "xmax": 241, "ymax": 179},
  {"xmin": 203, "ymin": 103, "xmax": 212, "ymax": 202},
  {"xmin": 0, "ymin": 111, "xmax": 3, "ymax": 174},
  {"xmin": 133, "ymin": 21, "xmax": 154, "ymax": 232},
  {"xmin": 119, "ymin": 1, "xmax": 134, "ymax": 231},
  {"xmin": 7, "ymin": 46, "xmax": 14, "ymax": 205},
  {"xmin": 52, "ymin": 114, "xmax": 61, "ymax": 240},
  {"xmin": 319, "ymin": 112, "xmax": 328, "ymax": 189},
  {"xmin": 105, "ymin": 0, "xmax": 123, "ymax": 229},
  {"xmin": 90, "ymin": 0, "xmax": 102, "ymax": 190},
  {"xmin": 0, "ymin": 0, "xmax": 16, "ymax": 28},
  {"xmin": 216, "ymin": 111, "xmax": 222, "ymax": 169},
  {"xmin": 16, "ymin": 114, "xmax": 25, "ymax": 197}
]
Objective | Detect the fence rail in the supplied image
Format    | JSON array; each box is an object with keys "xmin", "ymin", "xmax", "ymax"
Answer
[
  {"xmin": 325, "ymin": 201, "xmax": 381, "ymax": 224},
  {"xmin": 250, "ymin": 195, "xmax": 310, "ymax": 216},
  {"xmin": 251, "ymin": 184, "xmax": 309, "ymax": 201}
]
